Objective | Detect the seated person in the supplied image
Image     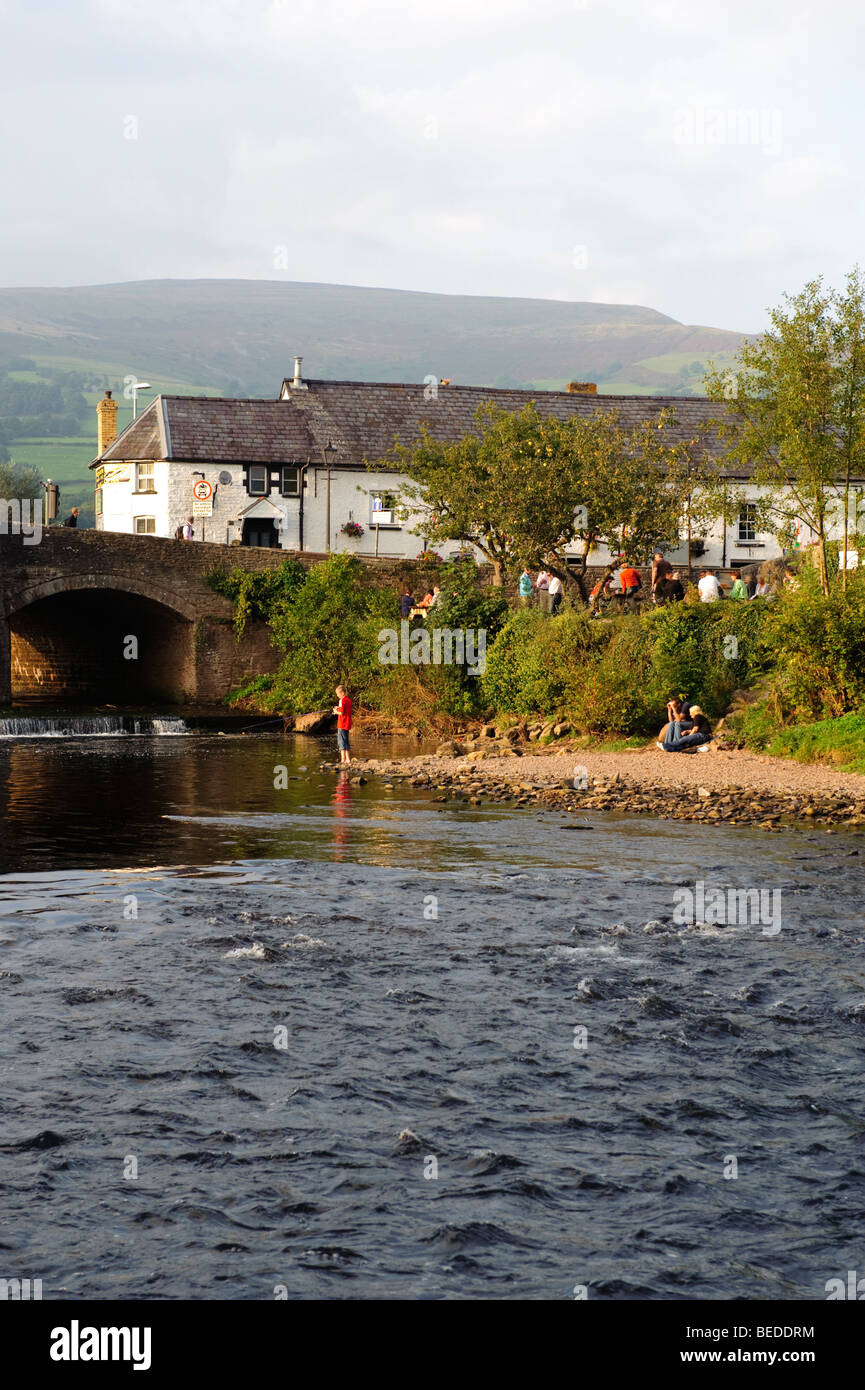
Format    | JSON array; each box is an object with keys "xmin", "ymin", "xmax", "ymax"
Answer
[
  {"xmin": 589, "ymin": 574, "xmax": 613, "ymax": 612},
  {"xmin": 409, "ymin": 591, "xmax": 434, "ymax": 618},
  {"xmin": 657, "ymin": 695, "xmax": 691, "ymax": 742},
  {"xmin": 655, "ymin": 572, "xmax": 685, "ymax": 604},
  {"xmin": 400, "ymin": 587, "xmax": 414, "ymax": 619},
  {"xmin": 658, "ymin": 705, "xmax": 712, "ymax": 753},
  {"xmin": 428, "ymin": 585, "xmax": 443, "ymax": 609}
]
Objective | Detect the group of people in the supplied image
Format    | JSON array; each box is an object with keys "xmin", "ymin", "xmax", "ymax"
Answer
[
  {"xmin": 657, "ymin": 695, "xmax": 713, "ymax": 754},
  {"xmin": 401, "ymin": 585, "xmax": 442, "ymax": 619},
  {"xmin": 518, "ymin": 568, "xmax": 564, "ymax": 612},
  {"xmin": 696, "ymin": 567, "xmax": 788, "ymax": 601}
]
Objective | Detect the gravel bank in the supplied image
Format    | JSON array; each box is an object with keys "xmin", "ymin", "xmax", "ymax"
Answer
[{"xmin": 327, "ymin": 742, "xmax": 865, "ymax": 831}]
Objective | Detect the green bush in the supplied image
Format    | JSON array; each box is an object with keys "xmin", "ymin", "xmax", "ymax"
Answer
[
  {"xmin": 207, "ymin": 558, "xmax": 306, "ymax": 639},
  {"xmin": 767, "ymin": 579, "xmax": 865, "ymax": 719},
  {"xmin": 248, "ymin": 554, "xmax": 396, "ymax": 712}
]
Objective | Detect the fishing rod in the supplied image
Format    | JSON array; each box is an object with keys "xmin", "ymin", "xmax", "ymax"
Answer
[{"xmin": 236, "ymin": 716, "xmax": 289, "ymax": 733}]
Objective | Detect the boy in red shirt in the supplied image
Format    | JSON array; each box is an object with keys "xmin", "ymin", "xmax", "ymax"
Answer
[{"xmin": 333, "ymin": 685, "xmax": 353, "ymax": 765}]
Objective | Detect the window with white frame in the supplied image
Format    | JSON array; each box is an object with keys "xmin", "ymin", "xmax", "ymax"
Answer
[
  {"xmin": 136, "ymin": 462, "xmax": 155, "ymax": 492},
  {"xmin": 281, "ymin": 466, "xmax": 300, "ymax": 496},
  {"xmin": 134, "ymin": 516, "xmax": 156, "ymax": 534},
  {"xmin": 248, "ymin": 465, "xmax": 268, "ymax": 495},
  {"xmin": 737, "ymin": 503, "xmax": 758, "ymax": 542},
  {"xmin": 370, "ymin": 490, "xmax": 399, "ymax": 526}
]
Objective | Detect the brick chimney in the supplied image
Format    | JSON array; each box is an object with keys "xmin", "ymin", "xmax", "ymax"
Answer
[
  {"xmin": 97, "ymin": 389, "xmax": 118, "ymax": 455},
  {"xmin": 566, "ymin": 381, "xmax": 597, "ymax": 394}
]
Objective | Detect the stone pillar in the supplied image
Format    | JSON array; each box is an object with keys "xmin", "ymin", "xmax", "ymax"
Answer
[{"xmin": 96, "ymin": 390, "xmax": 118, "ymax": 455}]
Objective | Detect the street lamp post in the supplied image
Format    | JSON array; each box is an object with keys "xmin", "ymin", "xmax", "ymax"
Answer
[
  {"xmin": 132, "ymin": 381, "xmax": 153, "ymax": 419},
  {"xmin": 322, "ymin": 441, "xmax": 337, "ymax": 552}
]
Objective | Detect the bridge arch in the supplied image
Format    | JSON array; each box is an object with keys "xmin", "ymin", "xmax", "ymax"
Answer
[{"xmin": 4, "ymin": 573, "xmax": 201, "ymax": 705}]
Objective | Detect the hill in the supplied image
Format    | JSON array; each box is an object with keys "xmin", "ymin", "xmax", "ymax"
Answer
[{"xmin": 0, "ymin": 278, "xmax": 748, "ymax": 524}]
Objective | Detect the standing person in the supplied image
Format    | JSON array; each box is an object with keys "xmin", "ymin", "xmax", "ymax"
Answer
[
  {"xmin": 651, "ymin": 551, "xmax": 672, "ymax": 600},
  {"xmin": 548, "ymin": 572, "xmax": 563, "ymax": 614},
  {"xmin": 400, "ymin": 587, "xmax": 414, "ymax": 619},
  {"xmin": 63, "ymin": 507, "xmax": 80, "ymax": 528},
  {"xmin": 698, "ymin": 569, "xmax": 720, "ymax": 602},
  {"xmin": 536, "ymin": 569, "xmax": 551, "ymax": 612},
  {"xmin": 618, "ymin": 561, "xmax": 642, "ymax": 609},
  {"xmin": 182, "ymin": 516, "xmax": 195, "ymax": 541},
  {"xmin": 518, "ymin": 569, "xmax": 533, "ymax": 607},
  {"xmin": 333, "ymin": 685, "xmax": 353, "ymax": 765},
  {"xmin": 728, "ymin": 570, "xmax": 748, "ymax": 601}
]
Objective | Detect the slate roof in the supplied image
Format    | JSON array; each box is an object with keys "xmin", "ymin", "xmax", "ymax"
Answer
[
  {"xmin": 94, "ymin": 397, "xmax": 315, "ymax": 465},
  {"xmin": 283, "ymin": 379, "xmax": 728, "ymax": 469},
  {"xmin": 93, "ymin": 380, "xmax": 737, "ymax": 472}
]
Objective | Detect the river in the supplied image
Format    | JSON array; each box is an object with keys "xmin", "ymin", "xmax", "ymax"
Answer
[{"xmin": 1, "ymin": 730, "xmax": 863, "ymax": 1300}]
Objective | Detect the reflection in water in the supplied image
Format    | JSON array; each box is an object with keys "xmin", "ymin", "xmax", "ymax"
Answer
[
  {"xmin": 331, "ymin": 769, "xmax": 353, "ymax": 860},
  {"xmin": 0, "ymin": 732, "xmax": 425, "ymax": 874}
]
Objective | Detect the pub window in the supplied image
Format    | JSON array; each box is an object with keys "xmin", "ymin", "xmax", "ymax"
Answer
[
  {"xmin": 95, "ymin": 489, "xmax": 103, "ymax": 516},
  {"xmin": 248, "ymin": 465, "xmax": 268, "ymax": 496},
  {"xmin": 737, "ymin": 503, "xmax": 757, "ymax": 542},
  {"xmin": 136, "ymin": 462, "xmax": 156, "ymax": 492},
  {"xmin": 281, "ymin": 466, "xmax": 300, "ymax": 496},
  {"xmin": 134, "ymin": 516, "xmax": 156, "ymax": 534}
]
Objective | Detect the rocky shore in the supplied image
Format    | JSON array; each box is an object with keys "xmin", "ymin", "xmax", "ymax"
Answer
[{"xmin": 323, "ymin": 720, "xmax": 865, "ymax": 832}]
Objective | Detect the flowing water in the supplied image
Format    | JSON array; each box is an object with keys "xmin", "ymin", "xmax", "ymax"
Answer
[{"xmin": 1, "ymin": 731, "xmax": 863, "ymax": 1301}]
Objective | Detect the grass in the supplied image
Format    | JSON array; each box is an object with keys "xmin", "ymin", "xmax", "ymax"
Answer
[{"xmin": 765, "ymin": 713, "xmax": 865, "ymax": 775}]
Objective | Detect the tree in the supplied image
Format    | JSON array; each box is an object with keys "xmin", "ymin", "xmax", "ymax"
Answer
[
  {"xmin": 831, "ymin": 267, "xmax": 865, "ymax": 592},
  {"xmin": 705, "ymin": 275, "xmax": 865, "ymax": 596},
  {"xmin": 0, "ymin": 458, "xmax": 43, "ymax": 500},
  {"xmin": 380, "ymin": 401, "xmax": 695, "ymax": 592}
]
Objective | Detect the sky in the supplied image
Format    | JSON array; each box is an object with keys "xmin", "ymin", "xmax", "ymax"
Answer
[{"xmin": 1, "ymin": 0, "xmax": 863, "ymax": 332}]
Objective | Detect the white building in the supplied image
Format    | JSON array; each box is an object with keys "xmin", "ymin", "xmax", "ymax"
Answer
[{"xmin": 91, "ymin": 362, "xmax": 861, "ymax": 572}]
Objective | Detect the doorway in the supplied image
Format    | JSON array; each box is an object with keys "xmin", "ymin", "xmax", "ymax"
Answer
[{"xmin": 242, "ymin": 518, "xmax": 278, "ymax": 548}]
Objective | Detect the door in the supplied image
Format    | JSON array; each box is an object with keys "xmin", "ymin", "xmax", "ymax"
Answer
[{"xmin": 242, "ymin": 518, "xmax": 278, "ymax": 548}]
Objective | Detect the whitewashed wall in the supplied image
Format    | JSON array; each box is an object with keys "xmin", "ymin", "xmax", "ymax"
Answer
[{"xmin": 97, "ymin": 463, "xmax": 848, "ymax": 568}]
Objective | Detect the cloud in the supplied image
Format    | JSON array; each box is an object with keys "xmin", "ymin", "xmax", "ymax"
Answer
[{"xmin": 0, "ymin": 0, "xmax": 861, "ymax": 334}]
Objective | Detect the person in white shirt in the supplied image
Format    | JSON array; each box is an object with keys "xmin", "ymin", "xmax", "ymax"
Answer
[
  {"xmin": 548, "ymin": 574, "xmax": 563, "ymax": 614},
  {"xmin": 698, "ymin": 570, "xmax": 720, "ymax": 602},
  {"xmin": 536, "ymin": 569, "xmax": 551, "ymax": 612}
]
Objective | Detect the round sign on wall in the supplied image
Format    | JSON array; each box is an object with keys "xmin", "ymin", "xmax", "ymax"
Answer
[{"xmin": 192, "ymin": 479, "xmax": 213, "ymax": 501}]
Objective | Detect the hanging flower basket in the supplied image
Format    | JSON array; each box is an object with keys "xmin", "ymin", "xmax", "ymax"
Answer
[{"xmin": 341, "ymin": 521, "xmax": 364, "ymax": 538}]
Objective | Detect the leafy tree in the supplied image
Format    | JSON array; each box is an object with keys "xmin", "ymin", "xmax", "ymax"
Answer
[
  {"xmin": 0, "ymin": 458, "xmax": 43, "ymax": 499},
  {"xmin": 706, "ymin": 273, "xmax": 865, "ymax": 595},
  {"xmin": 381, "ymin": 401, "xmax": 695, "ymax": 593}
]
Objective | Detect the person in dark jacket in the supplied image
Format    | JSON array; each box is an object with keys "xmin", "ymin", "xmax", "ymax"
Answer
[
  {"xmin": 400, "ymin": 587, "xmax": 414, "ymax": 619},
  {"xmin": 659, "ymin": 705, "xmax": 712, "ymax": 753},
  {"xmin": 63, "ymin": 507, "xmax": 80, "ymax": 527},
  {"xmin": 655, "ymin": 573, "xmax": 685, "ymax": 604}
]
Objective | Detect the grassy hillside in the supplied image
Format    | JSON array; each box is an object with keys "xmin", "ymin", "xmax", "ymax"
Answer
[
  {"xmin": 0, "ymin": 278, "xmax": 747, "ymax": 523},
  {"xmin": 0, "ymin": 278, "xmax": 745, "ymax": 395}
]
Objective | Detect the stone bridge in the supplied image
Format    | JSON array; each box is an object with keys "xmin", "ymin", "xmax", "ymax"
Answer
[
  {"xmin": 0, "ymin": 529, "xmax": 296, "ymax": 706},
  {"xmin": 0, "ymin": 529, "xmax": 445, "ymax": 706}
]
